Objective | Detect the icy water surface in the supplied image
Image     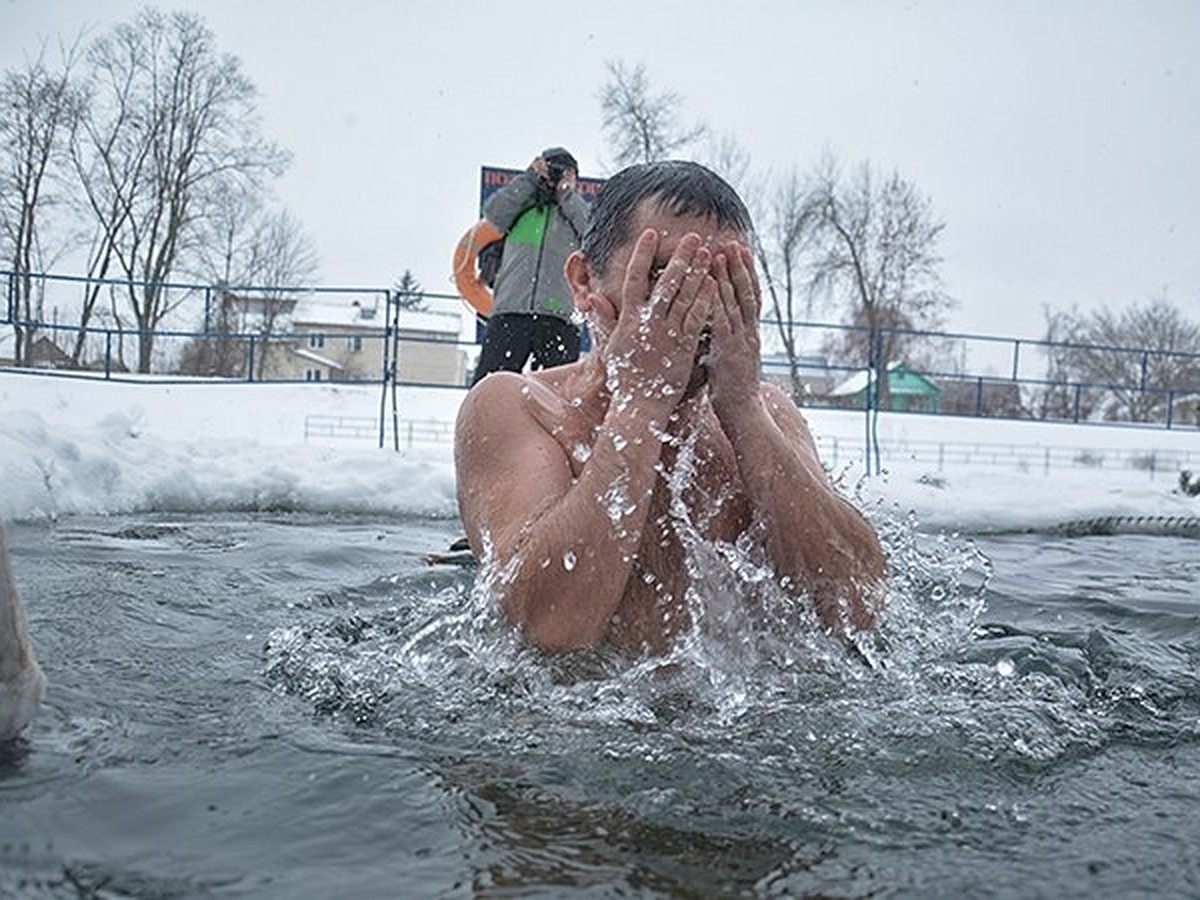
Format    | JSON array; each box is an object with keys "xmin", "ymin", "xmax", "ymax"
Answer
[{"xmin": 1, "ymin": 513, "xmax": 1198, "ymax": 898}]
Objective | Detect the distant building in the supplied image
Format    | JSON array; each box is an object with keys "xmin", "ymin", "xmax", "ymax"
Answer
[
  {"xmin": 939, "ymin": 377, "xmax": 1025, "ymax": 418},
  {"xmin": 761, "ymin": 353, "xmax": 838, "ymax": 399},
  {"xmin": 1169, "ymin": 392, "xmax": 1200, "ymax": 427},
  {"xmin": 825, "ymin": 361, "xmax": 941, "ymax": 412},
  {"xmin": 282, "ymin": 297, "xmax": 382, "ymax": 382},
  {"xmin": 27, "ymin": 335, "xmax": 77, "ymax": 370},
  {"xmin": 261, "ymin": 296, "xmax": 466, "ymax": 386},
  {"xmin": 215, "ymin": 292, "xmax": 299, "ymax": 333}
]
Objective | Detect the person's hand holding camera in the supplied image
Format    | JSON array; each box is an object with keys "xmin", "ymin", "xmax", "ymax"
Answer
[{"xmin": 529, "ymin": 147, "xmax": 577, "ymax": 203}]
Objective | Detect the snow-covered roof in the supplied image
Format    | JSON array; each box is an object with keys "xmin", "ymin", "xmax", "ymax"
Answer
[
  {"xmin": 827, "ymin": 361, "xmax": 923, "ymax": 397},
  {"xmin": 291, "ymin": 297, "xmax": 460, "ymax": 335},
  {"xmin": 395, "ymin": 309, "xmax": 462, "ymax": 336},
  {"xmin": 828, "ymin": 369, "xmax": 873, "ymax": 397},
  {"xmin": 292, "ymin": 297, "xmax": 383, "ymax": 329},
  {"xmin": 291, "ymin": 347, "xmax": 345, "ymax": 370}
]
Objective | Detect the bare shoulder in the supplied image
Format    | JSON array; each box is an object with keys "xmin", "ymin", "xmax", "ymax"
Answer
[
  {"xmin": 455, "ymin": 371, "xmax": 577, "ymax": 553},
  {"xmin": 455, "ymin": 371, "xmax": 575, "ymax": 451},
  {"xmin": 455, "ymin": 372, "xmax": 557, "ymax": 478},
  {"xmin": 456, "ymin": 371, "xmax": 528, "ymax": 437}
]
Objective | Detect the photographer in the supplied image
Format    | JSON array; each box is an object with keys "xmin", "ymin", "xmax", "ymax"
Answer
[{"xmin": 471, "ymin": 147, "xmax": 589, "ymax": 384}]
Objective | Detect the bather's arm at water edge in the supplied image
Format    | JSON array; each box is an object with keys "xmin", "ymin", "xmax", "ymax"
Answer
[
  {"xmin": 714, "ymin": 380, "xmax": 887, "ymax": 633},
  {"xmin": 701, "ymin": 244, "xmax": 886, "ymax": 633},
  {"xmin": 453, "ymin": 373, "xmax": 886, "ymax": 651},
  {"xmin": 455, "ymin": 369, "xmax": 678, "ymax": 652}
]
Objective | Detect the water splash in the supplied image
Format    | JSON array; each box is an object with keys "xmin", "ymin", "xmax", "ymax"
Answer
[{"xmin": 260, "ymin": 460, "xmax": 1191, "ymax": 779}]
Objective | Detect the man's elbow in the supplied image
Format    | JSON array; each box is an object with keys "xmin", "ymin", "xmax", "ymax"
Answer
[{"xmin": 502, "ymin": 593, "xmax": 608, "ymax": 654}]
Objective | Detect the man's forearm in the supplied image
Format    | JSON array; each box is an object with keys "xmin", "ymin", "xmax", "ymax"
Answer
[
  {"xmin": 498, "ymin": 404, "xmax": 674, "ymax": 651},
  {"xmin": 717, "ymin": 395, "xmax": 885, "ymax": 631}
]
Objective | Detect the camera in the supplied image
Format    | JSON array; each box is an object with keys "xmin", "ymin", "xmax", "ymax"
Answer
[
  {"xmin": 545, "ymin": 158, "xmax": 570, "ymax": 186},
  {"xmin": 540, "ymin": 146, "xmax": 577, "ymax": 188}
]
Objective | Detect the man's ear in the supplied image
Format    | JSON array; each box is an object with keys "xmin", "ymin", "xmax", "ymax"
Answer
[
  {"xmin": 565, "ymin": 251, "xmax": 592, "ymax": 309},
  {"xmin": 566, "ymin": 251, "xmax": 618, "ymax": 330}
]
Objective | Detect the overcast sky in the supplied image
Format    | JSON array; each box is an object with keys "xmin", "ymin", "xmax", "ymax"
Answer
[{"xmin": 3, "ymin": 0, "xmax": 1197, "ymax": 338}]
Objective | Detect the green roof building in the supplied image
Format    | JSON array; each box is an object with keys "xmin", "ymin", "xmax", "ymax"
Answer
[{"xmin": 826, "ymin": 361, "xmax": 941, "ymax": 413}]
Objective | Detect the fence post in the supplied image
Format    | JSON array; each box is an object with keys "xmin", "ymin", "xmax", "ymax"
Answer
[
  {"xmin": 864, "ymin": 326, "xmax": 882, "ymax": 476},
  {"xmin": 104, "ymin": 330, "xmax": 113, "ymax": 379},
  {"xmin": 246, "ymin": 335, "xmax": 256, "ymax": 382}
]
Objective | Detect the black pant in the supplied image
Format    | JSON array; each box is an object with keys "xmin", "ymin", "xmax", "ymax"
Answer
[{"xmin": 472, "ymin": 313, "xmax": 581, "ymax": 385}]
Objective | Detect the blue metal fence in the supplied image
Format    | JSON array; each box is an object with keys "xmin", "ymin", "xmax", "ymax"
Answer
[{"xmin": 4, "ymin": 269, "xmax": 1199, "ymax": 463}]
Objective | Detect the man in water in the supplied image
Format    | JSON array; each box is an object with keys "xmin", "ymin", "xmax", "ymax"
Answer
[{"xmin": 455, "ymin": 160, "xmax": 885, "ymax": 654}]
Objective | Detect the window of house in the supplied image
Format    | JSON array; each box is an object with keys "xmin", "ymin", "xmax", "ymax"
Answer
[
  {"xmin": 350, "ymin": 335, "xmax": 363, "ymax": 352},
  {"xmin": 305, "ymin": 369, "xmax": 322, "ymax": 382},
  {"xmin": 308, "ymin": 333, "xmax": 324, "ymax": 349}
]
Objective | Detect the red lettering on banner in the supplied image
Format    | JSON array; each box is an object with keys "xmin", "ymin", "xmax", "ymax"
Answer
[{"xmin": 479, "ymin": 165, "xmax": 606, "ymax": 211}]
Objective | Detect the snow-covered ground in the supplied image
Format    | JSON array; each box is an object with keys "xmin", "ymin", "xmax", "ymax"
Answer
[{"xmin": 1, "ymin": 368, "xmax": 1197, "ymax": 532}]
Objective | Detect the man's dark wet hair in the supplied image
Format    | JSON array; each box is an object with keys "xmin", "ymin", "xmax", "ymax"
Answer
[{"xmin": 581, "ymin": 160, "xmax": 754, "ymax": 276}]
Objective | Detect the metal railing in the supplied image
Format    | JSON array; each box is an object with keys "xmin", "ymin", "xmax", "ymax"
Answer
[
  {"xmin": 818, "ymin": 435, "xmax": 1199, "ymax": 480},
  {"xmin": 4, "ymin": 269, "xmax": 1199, "ymax": 464}
]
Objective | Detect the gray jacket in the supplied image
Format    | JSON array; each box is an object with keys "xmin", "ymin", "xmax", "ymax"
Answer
[{"xmin": 483, "ymin": 170, "xmax": 589, "ymax": 322}]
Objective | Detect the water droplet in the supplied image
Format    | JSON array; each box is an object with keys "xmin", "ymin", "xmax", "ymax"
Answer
[{"xmin": 562, "ymin": 551, "xmax": 577, "ymax": 571}]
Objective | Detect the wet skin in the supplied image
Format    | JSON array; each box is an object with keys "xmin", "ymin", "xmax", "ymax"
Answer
[
  {"xmin": 0, "ymin": 521, "xmax": 45, "ymax": 739},
  {"xmin": 455, "ymin": 201, "xmax": 886, "ymax": 653}
]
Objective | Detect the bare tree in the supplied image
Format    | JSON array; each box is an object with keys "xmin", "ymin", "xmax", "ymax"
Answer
[
  {"xmin": 71, "ymin": 8, "xmax": 287, "ymax": 372},
  {"xmin": 181, "ymin": 190, "xmax": 317, "ymax": 377},
  {"xmin": 193, "ymin": 186, "xmax": 316, "ymax": 294},
  {"xmin": 751, "ymin": 169, "xmax": 824, "ymax": 400},
  {"xmin": 1042, "ymin": 296, "xmax": 1200, "ymax": 423},
  {"xmin": 0, "ymin": 43, "xmax": 82, "ymax": 364},
  {"xmin": 66, "ymin": 55, "xmax": 147, "ymax": 365},
  {"xmin": 731, "ymin": 152, "xmax": 952, "ymax": 409},
  {"xmin": 599, "ymin": 60, "xmax": 706, "ymax": 167},
  {"xmin": 1037, "ymin": 306, "xmax": 1098, "ymax": 421},
  {"xmin": 811, "ymin": 158, "xmax": 953, "ymax": 378},
  {"xmin": 783, "ymin": 157, "xmax": 953, "ymax": 473}
]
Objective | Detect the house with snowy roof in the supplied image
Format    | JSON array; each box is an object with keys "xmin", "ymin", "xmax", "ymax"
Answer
[
  {"xmin": 825, "ymin": 361, "xmax": 941, "ymax": 412},
  {"xmin": 760, "ymin": 352, "xmax": 837, "ymax": 399},
  {"xmin": 246, "ymin": 294, "xmax": 467, "ymax": 386}
]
